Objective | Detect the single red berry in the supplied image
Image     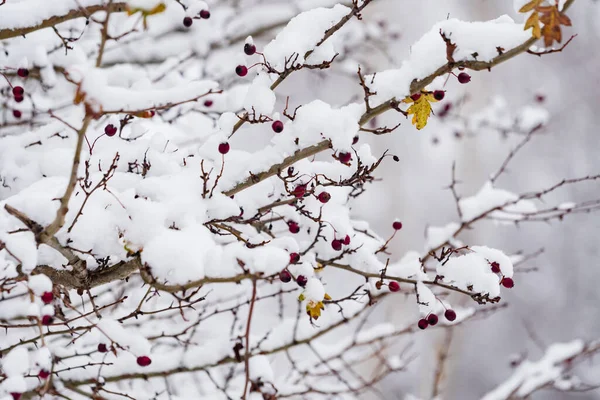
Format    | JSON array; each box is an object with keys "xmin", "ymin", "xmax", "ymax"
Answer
[
  {"xmin": 317, "ymin": 192, "xmax": 330, "ymax": 204},
  {"xmin": 501, "ymin": 277, "xmax": 514, "ymax": 288},
  {"xmin": 218, "ymin": 142, "xmax": 230, "ymax": 155},
  {"xmin": 279, "ymin": 269, "xmax": 292, "ymax": 283},
  {"xmin": 104, "ymin": 124, "xmax": 117, "ymax": 137},
  {"xmin": 98, "ymin": 343, "xmax": 108, "ymax": 353},
  {"xmin": 490, "ymin": 262, "xmax": 501, "ymax": 274},
  {"xmin": 352, "ymin": 136, "xmax": 359, "ymax": 145},
  {"xmin": 38, "ymin": 370, "xmax": 50, "ymax": 379},
  {"xmin": 392, "ymin": 221, "xmax": 402, "ymax": 230},
  {"xmin": 41, "ymin": 291, "xmax": 53, "ymax": 304},
  {"xmin": 343, "ymin": 235, "xmax": 350, "ymax": 245},
  {"xmin": 296, "ymin": 275, "xmax": 307, "ymax": 287},
  {"xmin": 288, "ymin": 221, "xmax": 300, "ymax": 234},
  {"xmin": 338, "ymin": 152, "xmax": 351, "ymax": 164},
  {"xmin": 204, "ymin": 99, "xmax": 213, "ymax": 107},
  {"xmin": 17, "ymin": 68, "xmax": 29, "ymax": 78},
  {"xmin": 457, "ymin": 72, "xmax": 471, "ymax": 84},
  {"xmin": 12, "ymin": 86, "xmax": 24, "ymax": 96},
  {"xmin": 183, "ymin": 16, "xmax": 193, "ymax": 27},
  {"xmin": 444, "ymin": 309, "xmax": 457, "ymax": 321},
  {"xmin": 388, "ymin": 281, "xmax": 400, "ymax": 292},
  {"xmin": 535, "ymin": 94, "xmax": 545, "ymax": 103},
  {"xmin": 41, "ymin": 315, "xmax": 53, "ymax": 325},
  {"xmin": 14, "ymin": 95, "xmax": 24, "ymax": 103},
  {"xmin": 410, "ymin": 93, "xmax": 421, "ymax": 101},
  {"xmin": 244, "ymin": 43, "xmax": 256, "ymax": 56},
  {"xmin": 200, "ymin": 10, "xmax": 210, "ymax": 19},
  {"xmin": 235, "ymin": 65, "xmax": 247, "ymax": 77},
  {"xmin": 292, "ymin": 184, "xmax": 306, "ymax": 198},
  {"xmin": 427, "ymin": 313, "xmax": 438, "ymax": 326},
  {"xmin": 433, "ymin": 90, "xmax": 445, "ymax": 101},
  {"xmin": 272, "ymin": 120, "xmax": 284, "ymax": 133},
  {"xmin": 137, "ymin": 356, "xmax": 152, "ymax": 367},
  {"xmin": 331, "ymin": 239, "xmax": 342, "ymax": 251},
  {"xmin": 289, "ymin": 252, "xmax": 300, "ymax": 264},
  {"xmin": 12, "ymin": 109, "xmax": 21, "ymax": 118},
  {"xmin": 438, "ymin": 103, "xmax": 452, "ymax": 118},
  {"xmin": 417, "ymin": 319, "xmax": 429, "ymax": 330},
  {"xmin": 11, "ymin": 393, "xmax": 22, "ymax": 400}
]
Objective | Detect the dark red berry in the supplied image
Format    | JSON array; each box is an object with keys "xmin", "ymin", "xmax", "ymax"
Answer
[
  {"xmin": 272, "ymin": 120, "xmax": 284, "ymax": 133},
  {"xmin": 98, "ymin": 343, "xmax": 108, "ymax": 353},
  {"xmin": 200, "ymin": 10, "xmax": 210, "ymax": 19},
  {"xmin": 410, "ymin": 93, "xmax": 421, "ymax": 101},
  {"xmin": 183, "ymin": 17, "xmax": 193, "ymax": 27},
  {"xmin": 444, "ymin": 309, "xmax": 457, "ymax": 321},
  {"xmin": 331, "ymin": 239, "xmax": 342, "ymax": 251},
  {"xmin": 352, "ymin": 136, "xmax": 359, "ymax": 145},
  {"xmin": 11, "ymin": 393, "xmax": 22, "ymax": 400},
  {"xmin": 343, "ymin": 235, "xmax": 350, "ymax": 245},
  {"xmin": 433, "ymin": 90, "xmax": 445, "ymax": 101},
  {"xmin": 235, "ymin": 65, "xmax": 248, "ymax": 77},
  {"xmin": 218, "ymin": 142, "xmax": 230, "ymax": 155},
  {"xmin": 41, "ymin": 315, "xmax": 53, "ymax": 325},
  {"xmin": 204, "ymin": 99, "xmax": 213, "ymax": 107},
  {"xmin": 392, "ymin": 221, "xmax": 402, "ymax": 230},
  {"xmin": 289, "ymin": 253, "xmax": 300, "ymax": 264},
  {"xmin": 501, "ymin": 277, "xmax": 514, "ymax": 288},
  {"xmin": 244, "ymin": 43, "xmax": 256, "ymax": 56},
  {"xmin": 427, "ymin": 314, "xmax": 438, "ymax": 326},
  {"xmin": 438, "ymin": 103, "xmax": 452, "ymax": 118},
  {"xmin": 317, "ymin": 192, "xmax": 330, "ymax": 204},
  {"xmin": 137, "ymin": 356, "xmax": 152, "ymax": 367},
  {"xmin": 296, "ymin": 275, "xmax": 307, "ymax": 287},
  {"xmin": 292, "ymin": 184, "xmax": 306, "ymax": 198},
  {"xmin": 38, "ymin": 370, "xmax": 50, "ymax": 379},
  {"xmin": 12, "ymin": 86, "xmax": 24, "ymax": 96},
  {"xmin": 288, "ymin": 221, "xmax": 300, "ymax": 234},
  {"xmin": 104, "ymin": 124, "xmax": 117, "ymax": 137},
  {"xmin": 388, "ymin": 281, "xmax": 400, "ymax": 292},
  {"xmin": 17, "ymin": 68, "xmax": 29, "ymax": 78},
  {"xmin": 279, "ymin": 270, "xmax": 292, "ymax": 283},
  {"xmin": 457, "ymin": 72, "xmax": 471, "ymax": 84},
  {"xmin": 14, "ymin": 95, "xmax": 23, "ymax": 103},
  {"xmin": 41, "ymin": 291, "xmax": 53, "ymax": 304},
  {"xmin": 535, "ymin": 94, "xmax": 545, "ymax": 103},
  {"xmin": 12, "ymin": 109, "xmax": 21, "ymax": 118},
  {"xmin": 417, "ymin": 319, "xmax": 429, "ymax": 330},
  {"xmin": 338, "ymin": 152, "xmax": 351, "ymax": 164},
  {"xmin": 490, "ymin": 262, "xmax": 501, "ymax": 274}
]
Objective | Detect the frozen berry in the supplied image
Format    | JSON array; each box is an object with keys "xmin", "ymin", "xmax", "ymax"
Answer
[
  {"xmin": 98, "ymin": 343, "xmax": 108, "ymax": 353},
  {"xmin": 457, "ymin": 72, "xmax": 471, "ymax": 84},
  {"xmin": 490, "ymin": 262, "xmax": 501, "ymax": 274},
  {"xmin": 200, "ymin": 10, "xmax": 210, "ymax": 19},
  {"xmin": 444, "ymin": 309, "xmax": 457, "ymax": 321},
  {"xmin": 12, "ymin": 86, "xmax": 24, "ymax": 96},
  {"xmin": 343, "ymin": 235, "xmax": 350, "ymax": 245},
  {"xmin": 10, "ymin": 393, "xmax": 21, "ymax": 400},
  {"xmin": 14, "ymin": 95, "xmax": 23, "ymax": 103},
  {"xmin": 292, "ymin": 184, "xmax": 306, "ymax": 198},
  {"xmin": 427, "ymin": 314, "xmax": 438, "ymax": 326},
  {"xmin": 392, "ymin": 221, "xmax": 402, "ymax": 230},
  {"xmin": 104, "ymin": 124, "xmax": 117, "ymax": 137},
  {"xmin": 501, "ymin": 277, "xmax": 514, "ymax": 288},
  {"xmin": 331, "ymin": 239, "xmax": 342, "ymax": 251},
  {"xmin": 417, "ymin": 319, "xmax": 429, "ymax": 330},
  {"xmin": 279, "ymin": 270, "xmax": 292, "ymax": 283},
  {"xmin": 317, "ymin": 192, "xmax": 330, "ymax": 203},
  {"xmin": 235, "ymin": 65, "xmax": 248, "ymax": 77},
  {"xmin": 218, "ymin": 142, "xmax": 230, "ymax": 155},
  {"xmin": 204, "ymin": 99, "xmax": 213, "ymax": 107},
  {"xmin": 338, "ymin": 152, "xmax": 351, "ymax": 164},
  {"xmin": 296, "ymin": 275, "xmax": 307, "ymax": 287},
  {"xmin": 352, "ymin": 136, "xmax": 359, "ymax": 145},
  {"xmin": 289, "ymin": 252, "xmax": 300, "ymax": 264},
  {"xmin": 288, "ymin": 221, "xmax": 300, "ymax": 234},
  {"xmin": 433, "ymin": 90, "xmax": 445, "ymax": 101},
  {"xmin": 272, "ymin": 120, "xmax": 284, "ymax": 133},
  {"xmin": 41, "ymin": 291, "xmax": 53, "ymax": 304},
  {"xmin": 137, "ymin": 356, "xmax": 152, "ymax": 367},
  {"xmin": 41, "ymin": 315, "xmax": 53, "ymax": 325},
  {"xmin": 183, "ymin": 17, "xmax": 193, "ymax": 27},
  {"xmin": 17, "ymin": 68, "xmax": 29, "ymax": 78},
  {"xmin": 389, "ymin": 281, "xmax": 400, "ymax": 292},
  {"xmin": 38, "ymin": 370, "xmax": 50, "ymax": 379},
  {"xmin": 12, "ymin": 110, "xmax": 21, "ymax": 119},
  {"xmin": 410, "ymin": 93, "xmax": 421, "ymax": 101},
  {"xmin": 244, "ymin": 43, "xmax": 256, "ymax": 56}
]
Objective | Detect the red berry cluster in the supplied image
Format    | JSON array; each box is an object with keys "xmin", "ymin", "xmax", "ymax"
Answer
[
  {"xmin": 488, "ymin": 261, "xmax": 515, "ymax": 289},
  {"xmin": 182, "ymin": 9, "xmax": 210, "ymax": 27},
  {"xmin": 331, "ymin": 235, "xmax": 351, "ymax": 251},
  {"xmin": 418, "ymin": 310, "xmax": 456, "ymax": 330}
]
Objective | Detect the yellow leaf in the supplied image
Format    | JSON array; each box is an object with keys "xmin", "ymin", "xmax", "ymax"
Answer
[
  {"xmin": 298, "ymin": 293, "xmax": 305, "ymax": 302},
  {"xmin": 324, "ymin": 293, "xmax": 332, "ymax": 301},
  {"xmin": 127, "ymin": 3, "xmax": 166, "ymax": 17},
  {"xmin": 405, "ymin": 93, "xmax": 438, "ymax": 130},
  {"xmin": 518, "ymin": 0, "xmax": 542, "ymax": 13},
  {"xmin": 525, "ymin": 12, "xmax": 541, "ymax": 39},
  {"xmin": 306, "ymin": 300, "xmax": 325, "ymax": 320}
]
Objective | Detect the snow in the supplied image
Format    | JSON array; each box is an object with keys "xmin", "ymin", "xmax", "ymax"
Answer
[
  {"xmin": 425, "ymin": 222, "xmax": 461, "ymax": 251},
  {"xmin": 459, "ymin": 181, "xmax": 537, "ymax": 222},
  {"xmin": 28, "ymin": 273, "xmax": 52, "ymax": 295},
  {"xmin": 2, "ymin": 347, "xmax": 30, "ymax": 377}
]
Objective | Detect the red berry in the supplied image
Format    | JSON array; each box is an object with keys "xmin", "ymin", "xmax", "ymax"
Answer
[
  {"xmin": 317, "ymin": 192, "xmax": 330, "ymax": 204},
  {"xmin": 410, "ymin": 93, "xmax": 421, "ymax": 101},
  {"xmin": 41, "ymin": 315, "xmax": 53, "ymax": 325},
  {"xmin": 392, "ymin": 221, "xmax": 402, "ymax": 230},
  {"xmin": 331, "ymin": 239, "xmax": 342, "ymax": 251},
  {"xmin": 535, "ymin": 94, "xmax": 545, "ymax": 103},
  {"xmin": 288, "ymin": 221, "xmax": 300, "ymax": 234},
  {"xmin": 204, "ymin": 99, "xmax": 213, "ymax": 107},
  {"xmin": 438, "ymin": 103, "xmax": 452, "ymax": 118},
  {"xmin": 235, "ymin": 65, "xmax": 247, "ymax": 77},
  {"xmin": 17, "ymin": 68, "xmax": 29, "ymax": 78},
  {"xmin": 457, "ymin": 72, "xmax": 471, "ymax": 84},
  {"xmin": 104, "ymin": 124, "xmax": 117, "ymax": 137},
  {"xmin": 218, "ymin": 142, "xmax": 230, "ymax": 155},
  {"xmin": 41, "ymin": 291, "xmax": 53, "ymax": 304},
  {"xmin": 38, "ymin": 369, "xmax": 50, "ymax": 379},
  {"xmin": 279, "ymin": 270, "xmax": 292, "ymax": 283},
  {"xmin": 12, "ymin": 109, "xmax": 21, "ymax": 118},
  {"xmin": 296, "ymin": 275, "xmax": 307, "ymax": 287},
  {"xmin": 12, "ymin": 86, "xmax": 24, "ymax": 96},
  {"xmin": 388, "ymin": 281, "xmax": 400, "ymax": 292},
  {"xmin": 490, "ymin": 262, "xmax": 501, "ymax": 274},
  {"xmin": 417, "ymin": 319, "xmax": 429, "ymax": 330},
  {"xmin": 343, "ymin": 235, "xmax": 350, "ymax": 245},
  {"xmin": 183, "ymin": 16, "xmax": 193, "ymax": 27},
  {"xmin": 14, "ymin": 95, "xmax": 24, "ymax": 103},
  {"xmin": 289, "ymin": 252, "xmax": 300, "ymax": 264},
  {"xmin": 200, "ymin": 10, "xmax": 210, "ymax": 19},
  {"xmin": 272, "ymin": 120, "xmax": 284, "ymax": 133},
  {"xmin": 11, "ymin": 393, "xmax": 22, "ymax": 400},
  {"xmin": 501, "ymin": 277, "xmax": 514, "ymax": 288},
  {"xmin": 338, "ymin": 152, "xmax": 351, "ymax": 164},
  {"xmin": 244, "ymin": 43, "xmax": 256, "ymax": 56},
  {"xmin": 352, "ymin": 136, "xmax": 359, "ymax": 145},
  {"xmin": 137, "ymin": 356, "xmax": 152, "ymax": 367},
  {"xmin": 427, "ymin": 313, "xmax": 438, "ymax": 326},
  {"xmin": 292, "ymin": 184, "xmax": 306, "ymax": 198},
  {"xmin": 98, "ymin": 343, "xmax": 108, "ymax": 353},
  {"xmin": 433, "ymin": 90, "xmax": 445, "ymax": 101},
  {"xmin": 444, "ymin": 309, "xmax": 457, "ymax": 321}
]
